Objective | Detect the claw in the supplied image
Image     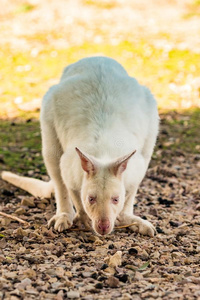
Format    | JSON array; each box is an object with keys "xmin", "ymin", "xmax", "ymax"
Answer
[
  {"xmin": 117, "ymin": 213, "xmax": 156, "ymax": 237},
  {"xmin": 130, "ymin": 219, "xmax": 156, "ymax": 237},
  {"xmin": 48, "ymin": 212, "xmax": 73, "ymax": 232},
  {"xmin": 73, "ymin": 212, "xmax": 91, "ymax": 230}
]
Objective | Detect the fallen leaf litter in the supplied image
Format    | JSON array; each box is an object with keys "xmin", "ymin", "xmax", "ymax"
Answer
[{"xmin": 0, "ymin": 113, "xmax": 200, "ymax": 299}]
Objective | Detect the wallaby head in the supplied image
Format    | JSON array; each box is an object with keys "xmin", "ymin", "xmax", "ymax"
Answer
[{"xmin": 75, "ymin": 148, "xmax": 136, "ymax": 235}]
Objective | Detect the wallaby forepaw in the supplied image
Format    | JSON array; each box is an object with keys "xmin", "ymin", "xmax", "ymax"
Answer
[
  {"xmin": 48, "ymin": 212, "xmax": 73, "ymax": 232},
  {"xmin": 73, "ymin": 212, "xmax": 91, "ymax": 230},
  {"xmin": 117, "ymin": 213, "xmax": 156, "ymax": 237},
  {"xmin": 130, "ymin": 219, "xmax": 156, "ymax": 237}
]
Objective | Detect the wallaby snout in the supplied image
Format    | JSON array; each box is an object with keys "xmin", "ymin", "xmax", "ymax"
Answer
[{"xmin": 97, "ymin": 218, "xmax": 111, "ymax": 235}]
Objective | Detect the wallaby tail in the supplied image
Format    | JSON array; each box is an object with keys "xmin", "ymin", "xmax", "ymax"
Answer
[{"xmin": 1, "ymin": 171, "xmax": 54, "ymax": 198}]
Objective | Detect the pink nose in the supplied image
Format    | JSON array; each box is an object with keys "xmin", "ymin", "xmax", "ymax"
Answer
[{"xmin": 98, "ymin": 219, "xmax": 110, "ymax": 234}]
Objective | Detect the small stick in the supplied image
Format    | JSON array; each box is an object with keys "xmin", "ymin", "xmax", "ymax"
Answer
[
  {"xmin": 0, "ymin": 211, "xmax": 29, "ymax": 225},
  {"xmin": 70, "ymin": 227, "xmax": 86, "ymax": 231},
  {"xmin": 115, "ymin": 222, "xmax": 137, "ymax": 229}
]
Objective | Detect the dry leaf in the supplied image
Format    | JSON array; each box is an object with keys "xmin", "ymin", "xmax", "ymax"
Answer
[
  {"xmin": 106, "ymin": 276, "xmax": 120, "ymax": 288},
  {"xmin": 104, "ymin": 251, "xmax": 122, "ymax": 268}
]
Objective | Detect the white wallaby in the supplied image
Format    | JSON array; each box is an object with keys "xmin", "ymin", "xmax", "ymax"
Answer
[{"xmin": 2, "ymin": 57, "xmax": 159, "ymax": 236}]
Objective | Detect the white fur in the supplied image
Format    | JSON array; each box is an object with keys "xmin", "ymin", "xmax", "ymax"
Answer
[
  {"xmin": 2, "ymin": 57, "xmax": 159, "ymax": 236},
  {"xmin": 1, "ymin": 171, "xmax": 53, "ymax": 198}
]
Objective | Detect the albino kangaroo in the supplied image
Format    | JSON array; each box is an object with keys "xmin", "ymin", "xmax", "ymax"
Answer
[{"xmin": 2, "ymin": 57, "xmax": 159, "ymax": 237}]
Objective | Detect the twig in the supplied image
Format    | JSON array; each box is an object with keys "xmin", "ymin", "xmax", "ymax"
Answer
[
  {"xmin": 115, "ymin": 222, "xmax": 137, "ymax": 229},
  {"xmin": 0, "ymin": 211, "xmax": 29, "ymax": 225},
  {"xmin": 70, "ymin": 227, "xmax": 87, "ymax": 231}
]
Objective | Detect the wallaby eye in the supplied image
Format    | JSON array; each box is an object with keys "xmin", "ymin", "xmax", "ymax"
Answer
[
  {"xmin": 112, "ymin": 197, "xmax": 119, "ymax": 204},
  {"xmin": 88, "ymin": 196, "xmax": 96, "ymax": 204}
]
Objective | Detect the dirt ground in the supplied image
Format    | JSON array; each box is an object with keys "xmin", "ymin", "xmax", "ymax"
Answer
[
  {"xmin": 0, "ymin": 114, "xmax": 200, "ymax": 300},
  {"xmin": 0, "ymin": 0, "xmax": 200, "ymax": 299}
]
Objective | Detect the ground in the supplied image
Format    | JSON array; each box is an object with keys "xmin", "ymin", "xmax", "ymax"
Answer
[{"xmin": 0, "ymin": 0, "xmax": 200, "ymax": 299}]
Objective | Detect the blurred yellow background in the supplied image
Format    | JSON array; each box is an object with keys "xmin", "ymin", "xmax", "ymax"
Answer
[{"xmin": 0, "ymin": 0, "xmax": 200, "ymax": 118}]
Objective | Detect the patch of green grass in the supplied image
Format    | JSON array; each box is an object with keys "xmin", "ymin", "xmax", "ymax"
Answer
[
  {"xmin": 160, "ymin": 108, "xmax": 200, "ymax": 154},
  {"xmin": 0, "ymin": 121, "xmax": 46, "ymax": 174}
]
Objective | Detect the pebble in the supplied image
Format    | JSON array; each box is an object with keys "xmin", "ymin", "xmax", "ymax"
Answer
[
  {"xmin": 51, "ymin": 282, "xmax": 63, "ymax": 289},
  {"xmin": 15, "ymin": 207, "xmax": 26, "ymax": 215},
  {"xmin": 134, "ymin": 271, "xmax": 143, "ymax": 281},
  {"xmin": 95, "ymin": 283, "xmax": 103, "ymax": 289},
  {"xmin": 196, "ymin": 203, "xmax": 200, "ymax": 211},
  {"xmin": 151, "ymin": 250, "xmax": 160, "ymax": 259},
  {"xmin": 91, "ymin": 272, "xmax": 98, "ymax": 279},
  {"xmin": 13, "ymin": 227, "xmax": 28, "ymax": 237},
  {"xmin": 108, "ymin": 243, "xmax": 115, "ymax": 249},
  {"xmin": 82, "ymin": 296, "xmax": 93, "ymax": 300},
  {"xmin": 27, "ymin": 170, "xmax": 34, "ymax": 176},
  {"xmin": 37, "ymin": 203, "xmax": 46, "ymax": 209},
  {"xmin": 116, "ymin": 274, "xmax": 128, "ymax": 283},
  {"xmin": 148, "ymin": 207, "xmax": 158, "ymax": 216},
  {"xmin": 67, "ymin": 291, "xmax": 80, "ymax": 299},
  {"xmin": 1, "ymin": 218, "xmax": 11, "ymax": 226},
  {"xmin": 106, "ymin": 276, "xmax": 120, "ymax": 288},
  {"xmin": 101, "ymin": 263, "xmax": 108, "ymax": 270},
  {"xmin": 128, "ymin": 248, "xmax": 138, "ymax": 255},
  {"xmin": 140, "ymin": 250, "xmax": 149, "ymax": 260},
  {"xmin": 21, "ymin": 197, "xmax": 35, "ymax": 207},
  {"xmin": 121, "ymin": 293, "xmax": 132, "ymax": 299},
  {"xmin": 16, "ymin": 278, "xmax": 32, "ymax": 289},
  {"xmin": 2, "ymin": 189, "xmax": 14, "ymax": 196},
  {"xmin": 82, "ymin": 272, "xmax": 92, "ymax": 278}
]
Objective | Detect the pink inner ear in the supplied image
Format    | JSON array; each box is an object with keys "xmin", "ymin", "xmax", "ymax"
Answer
[
  {"xmin": 82, "ymin": 159, "xmax": 95, "ymax": 174},
  {"xmin": 112, "ymin": 150, "xmax": 136, "ymax": 177},
  {"xmin": 113, "ymin": 160, "xmax": 128, "ymax": 176},
  {"xmin": 75, "ymin": 147, "xmax": 97, "ymax": 175},
  {"xmin": 118, "ymin": 161, "xmax": 128, "ymax": 173}
]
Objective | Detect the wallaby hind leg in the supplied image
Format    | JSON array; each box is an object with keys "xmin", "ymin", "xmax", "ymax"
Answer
[{"xmin": 41, "ymin": 122, "xmax": 75, "ymax": 232}]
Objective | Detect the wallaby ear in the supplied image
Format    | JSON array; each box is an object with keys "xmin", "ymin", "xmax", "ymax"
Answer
[
  {"xmin": 75, "ymin": 147, "xmax": 97, "ymax": 176},
  {"xmin": 111, "ymin": 150, "xmax": 136, "ymax": 177}
]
